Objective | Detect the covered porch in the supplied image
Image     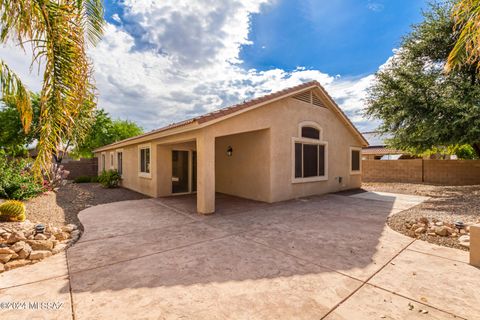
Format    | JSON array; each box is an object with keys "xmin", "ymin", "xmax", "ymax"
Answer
[{"xmin": 155, "ymin": 128, "xmax": 271, "ymax": 214}]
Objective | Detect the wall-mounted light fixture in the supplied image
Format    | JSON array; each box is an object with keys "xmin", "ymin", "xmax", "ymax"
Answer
[{"xmin": 226, "ymin": 146, "xmax": 233, "ymax": 157}]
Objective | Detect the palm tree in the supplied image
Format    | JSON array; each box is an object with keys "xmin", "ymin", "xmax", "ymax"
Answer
[
  {"xmin": 446, "ymin": 0, "xmax": 480, "ymax": 72},
  {"xmin": 0, "ymin": 0, "xmax": 104, "ymax": 177}
]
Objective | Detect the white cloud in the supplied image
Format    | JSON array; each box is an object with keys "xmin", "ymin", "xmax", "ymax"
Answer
[{"xmin": 0, "ymin": 0, "xmax": 378, "ymax": 132}]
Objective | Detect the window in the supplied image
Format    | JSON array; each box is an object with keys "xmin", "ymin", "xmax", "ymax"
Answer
[
  {"xmin": 117, "ymin": 152, "xmax": 123, "ymax": 175},
  {"xmin": 350, "ymin": 147, "xmax": 361, "ymax": 174},
  {"xmin": 110, "ymin": 152, "xmax": 114, "ymax": 167},
  {"xmin": 139, "ymin": 146, "xmax": 151, "ymax": 176},
  {"xmin": 101, "ymin": 154, "xmax": 105, "ymax": 171},
  {"xmin": 293, "ymin": 122, "xmax": 327, "ymax": 182}
]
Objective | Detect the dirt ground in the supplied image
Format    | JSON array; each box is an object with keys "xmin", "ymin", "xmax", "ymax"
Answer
[
  {"xmin": 0, "ymin": 182, "xmax": 148, "ymax": 231},
  {"xmin": 362, "ymin": 182, "xmax": 480, "ymax": 250}
]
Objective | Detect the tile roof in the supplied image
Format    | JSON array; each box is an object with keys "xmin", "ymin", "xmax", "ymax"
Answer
[{"xmin": 95, "ymin": 80, "xmax": 367, "ymax": 151}]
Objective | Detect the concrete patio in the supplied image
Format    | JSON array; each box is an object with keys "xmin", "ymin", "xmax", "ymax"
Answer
[{"xmin": 1, "ymin": 191, "xmax": 479, "ymax": 319}]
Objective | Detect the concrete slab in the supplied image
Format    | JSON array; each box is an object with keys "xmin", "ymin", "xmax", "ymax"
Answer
[
  {"xmin": 0, "ymin": 276, "xmax": 72, "ymax": 320},
  {"xmin": 325, "ymin": 284, "xmax": 460, "ymax": 320},
  {"xmin": 0, "ymin": 252, "xmax": 68, "ymax": 289},
  {"xmin": 369, "ymin": 249, "xmax": 480, "ymax": 319},
  {"xmin": 70, "ymin": 235, "xmax": 361, "ymax": 319},
  {"xmin": 350, "ymin": 191, "xmax": 429, "ymax": 211},
  {"xmin": 407, "ymin": 240, "xmax": 470, "ymax": 264},
  {"xmin": 67, "ymin": 221, "xmax": 230, "ymax": 273}
]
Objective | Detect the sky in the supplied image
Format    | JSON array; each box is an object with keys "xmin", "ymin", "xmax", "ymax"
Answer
[{"xmin": 0, "ymin": 0, "xmax": 428, "ymax": 132}]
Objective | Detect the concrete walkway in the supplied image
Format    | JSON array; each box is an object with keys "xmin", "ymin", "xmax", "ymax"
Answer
[{"xmin": 1, "ymin": 191, "xmax": 479, "ymax": 319}]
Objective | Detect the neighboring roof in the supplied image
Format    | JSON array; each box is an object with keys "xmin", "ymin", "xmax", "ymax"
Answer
[
  {"xmin": 362, "ymin": 147, "xmax": 404, "ymax": 155},
  {"xmin": 361, "ymin": 131, "xmax": 393, "ymax": 147},
  {"xmin": 95, "ymin": 81, "xmax": 368, "ymax": 152}
]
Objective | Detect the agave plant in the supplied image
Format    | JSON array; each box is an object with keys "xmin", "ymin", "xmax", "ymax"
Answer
[{"xmin": 0, "ymin": 0, "xmax": 104, "ymax": 178}]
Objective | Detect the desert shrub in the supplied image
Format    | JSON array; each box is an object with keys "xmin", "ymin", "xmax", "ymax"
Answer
[
  {"xmin": 74, "ymin": 176, "xmax": 96, "ymax": 183},
  {"xmin": 0, "ymin": 152, "xmax": 44, "ymax": 200},
  {"xmin": 0, "ymin": 200, "xmax": 26, "ymax": 222},
  {"xmin": 98, "ymin": 169, "xmax": 121, "ymax": 188}
]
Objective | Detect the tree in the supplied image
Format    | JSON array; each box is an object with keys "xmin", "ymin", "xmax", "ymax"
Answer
[
  {"xmin": 0, "ymin": 94, "xmax": 40, "ymax": 156},
  {"xmin": 0, "ymin": 0, "xmax": 105, "ymax": 177},
  {"xmin": 72, "ymin": 110, "xmax": 143, "ymax": 158},
  {"xmin": 446, "ymin": 0, "xmax": 480, "ymax": 72},
  {"xmin": 365, "ymin": 2, "xmax": 480, "ymax": 156}
]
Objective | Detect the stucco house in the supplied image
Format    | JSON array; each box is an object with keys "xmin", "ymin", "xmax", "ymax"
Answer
[{"xmin": 94, "ymin": 81, "xmax": 368, "ymax": 214}]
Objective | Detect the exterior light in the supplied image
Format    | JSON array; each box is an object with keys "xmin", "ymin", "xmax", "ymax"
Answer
[
  {"xmin": 226, "ymin": 146, "xmax": 233, "ymax": 157},
  {"xmin": 35, "ymin": 224, "xmax": 46, "ymax": 234}
]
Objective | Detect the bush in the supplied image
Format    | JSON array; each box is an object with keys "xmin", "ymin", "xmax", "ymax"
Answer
[
  {"xmin": 0, "ymin": 200, "xmax": 26, "ymax": 222},
  {"xmin": 74, "ymin": 176, "xmax": 97, "ymax": 183},
  {"xmin": 0, "ymin": 152, "xmax": 44, "ymax": 200},
  {"xmin": 98, "ymin": 169, "xmax": 121, "ymax": 188}
]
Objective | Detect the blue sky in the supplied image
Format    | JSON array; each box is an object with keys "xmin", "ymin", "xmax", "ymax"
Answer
[{"xmin": 1, "ymin": 0, "xmax": 429, "ymax": 132}]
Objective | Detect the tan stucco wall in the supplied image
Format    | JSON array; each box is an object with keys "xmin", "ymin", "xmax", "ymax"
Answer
[
  {"xmin": 215, "ymin": 129, "xmax": 271, "ymax": 202},
  {"xmin": 95, "ymin": 88, "xmax": 364, "ymax": 207}
]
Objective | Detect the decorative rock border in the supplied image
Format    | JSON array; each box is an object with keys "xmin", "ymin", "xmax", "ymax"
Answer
[
  {"xmin": 0, "ymin": 221, "xmax": 80, "ymax": 273},
  {"xmin": 405, "ymin": 217, "xmax": 471, "ymax": 248}
]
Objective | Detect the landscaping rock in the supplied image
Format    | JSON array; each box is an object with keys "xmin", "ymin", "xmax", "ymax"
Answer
[
  {"xmin": 0, "ymin": 228, "xmax": 7, "ymax": 235},
  {"xmin": 6, "ymin": 231, "xmax": 26, "ymax": 244},
  {"xmin": 52, "ymin": 243, "xmax": 67, "ymax": 255},
  {"xmin": 29, "ymin": 250, "xmax": 52, "ymax": 260},
  {"xmin": 0, "ymin": 263, "xmax": 4, "ymax": 273},
  {"xmin": 26, "ymin": 239, "xmax": 54, "ymax": 251},
  {"xmin": 414, "ymin": 227, "xmax": 426, "ymax": 234},
  {"xmin": 10, "ymin": 241, "xmax": 27, "ymax": 253},
  {"xmin": 435, "ymin": 221, "xmax": 444, "ymax": 227},
  {"xmin": 62, "ymin": 224, "xmax": 77, "ymax": 233},
  {"xmin": 17, "ymin": 246, "xmax": 32, "ymax": 260},
  {"xmin": 434, "ymin": 226, "xmax": 452, "ymax": 237},
  {"xmin": 0, "ymin": 253, "xmax": 13, "ymax": 263},
  {"xmin": 0, "ymin": 247, "xmax": 15, "ymax": 254},
  {"xmin": 5, "ymin": 259, "xmax": 31, "ymax": 270},
  {"xmin": 54, "ymin": 231, "xmax": 70, "ymax": 241},
  {"xmin": 34, "ymin": 233, "xmax": 48, "ymax": 240}
]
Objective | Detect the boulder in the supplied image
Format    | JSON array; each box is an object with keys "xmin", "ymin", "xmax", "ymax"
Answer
[
  {"xmin": 28, "ymin": 250, "xmax": 52, "ymax": 260},
  {"xmin": 0, "ymin": 263, "xmax": 4, "ymax": 273},
  {"xmin": 415, "ymin": 227, "xmax": 426, "ymax": 234},
  {"xmin": 5, "ymin": 259, "xmax": 31, "ymax": 270},
  {"xmin": 34, "ymin": 233, "xmax": 48, "ymax": 240},
  {"xmin": 434, "ymin": 226, "xmax": 452, "ymax": 237},
  {"xmin": 26, "ymin": 240, "xmax": 54, "ymax": 251},
  {"xmin": 54, "ymin": 232, "xmax": 70, "ymax": 241},
  {"xmin": 62, "ymin": 224, "xmax": 77, "ymax": 233},
  {"xmin": 52, "ymin": 243, "xmax": 67, "ymax": 255},
  {"xmin": 0, "ymin": 247, "xmax": 15, "ymax": 254},
  {"xmin": 6, "ymin": 231, "xmax": 26, "ymax": 244},
  {"xmin": 0, "ymin": 253, "xmax": 13, "ymax": 263},
  {"xmin": 10, "ymin": 241, "xmax": 27, "ymax": 253}
]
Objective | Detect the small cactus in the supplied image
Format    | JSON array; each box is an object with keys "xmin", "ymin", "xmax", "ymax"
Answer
[{"xmin": 0, "ymin": 200, "xmax": 26, "ymax": 222}]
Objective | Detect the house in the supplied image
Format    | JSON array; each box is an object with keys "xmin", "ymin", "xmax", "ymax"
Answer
[
  {"xmin": 361, "ymin": 131, "xmax": 409, "ymax": 160},
  {"xmin": 94, "ymin": 81, "xmax": 368, "ymax": 214}
]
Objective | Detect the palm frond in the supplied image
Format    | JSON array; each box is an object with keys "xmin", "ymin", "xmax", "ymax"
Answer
[{"xmin": 0, "ymin": 59, "xmax": 32, "ymax": 132}]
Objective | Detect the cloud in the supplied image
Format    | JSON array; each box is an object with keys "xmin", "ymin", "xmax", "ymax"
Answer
[
  {"xmin": 0, "ymin": 0, "xmax": 378, "ymax": 133},
  {"xmin": 367, "ymin": 1, "xmax": 384, "ymax": 12}
]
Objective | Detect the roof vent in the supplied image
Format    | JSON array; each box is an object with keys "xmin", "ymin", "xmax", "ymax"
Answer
[{"xmin": 293, "ymin": 90, "xmax": 326, "ymax": 108}]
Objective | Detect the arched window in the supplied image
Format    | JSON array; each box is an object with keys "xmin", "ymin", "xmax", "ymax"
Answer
[{"xmin": 292, "ymin": 122, "xmax": 328, "ymax": 182}]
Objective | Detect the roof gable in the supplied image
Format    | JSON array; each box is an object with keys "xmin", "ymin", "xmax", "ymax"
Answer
[{"xmin": 94, "ymin": 81, "xmax": 368, "ymax": 152}]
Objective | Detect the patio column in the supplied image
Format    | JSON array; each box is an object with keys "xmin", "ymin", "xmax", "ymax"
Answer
[{"xmin": 196, "ymin": 134, "xmax": 215, "ymax": 214}]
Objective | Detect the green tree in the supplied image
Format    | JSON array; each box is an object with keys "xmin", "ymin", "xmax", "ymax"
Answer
[
  {"xmin": 0, "ymin": 0, "xmax": 105, "ymax": 177},
  {"xmin": 0, "ymin": 94, "xmax": 40, "ymax": 156},
  {"xmin": 72, "ymin": 110, "xmax": 143, "ymax": 158},
  {"xmin": 365, "ymin": 1, "xmax": 480, "ymax": 156}
]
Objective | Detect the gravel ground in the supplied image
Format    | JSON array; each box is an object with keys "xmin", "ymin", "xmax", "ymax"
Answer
[
  {"xmin": 362, "ymin": 182, "xmax": 480, "ymax": 250},
  {"xmin": 0, "ymin": 182, "xmax": 148, "ymax": 231}
]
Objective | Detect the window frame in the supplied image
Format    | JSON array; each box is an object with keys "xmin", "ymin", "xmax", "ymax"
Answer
[
  {"xmin": 101, "ymin": 152, "xmax": 106, "ymax": 172},
  {"xmin": 110, "ymin": 152, "xmax": 114, "ymax": 168},
  {"xmin": 138, "ymin": 144, "xmax": 152, "ymax": 178},
  {"xmin": 350, "ymin": 146, "xmax": 362, "ymax": 175},
  {"xmin": 292, "ymin": 122, "xmax": 328, "ymax": 183},
  {"xmin": 116, "ymin": 149, "xmax": 123, "ymax": 176}
]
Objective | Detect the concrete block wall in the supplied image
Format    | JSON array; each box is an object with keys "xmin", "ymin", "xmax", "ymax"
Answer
[
  {"xmin": 62, "ymin": 158, "xmax": 98, "ymax": 179},
  {"xmin": 362, "ymin": 159, "xmax": 480, "ymax": 185}
]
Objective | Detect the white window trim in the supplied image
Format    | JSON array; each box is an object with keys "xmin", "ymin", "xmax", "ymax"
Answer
[
  {"xmin": 101, "ymin": 152, "xmax": 106, "ymax": 172},
  {"xmin": 291, "ymin": 121, "xmax": 328, "ymax": 183},
  {"xmin": 297, "ymin": 121, "xmax": 323, "ymax": 140},
  {"xmin": 350, "ymin": 146, "xmax": 362, "ymax": 175},
  {"xmin": 116, "ymin": 149, "xmax": 123, "ymax": 176},
  {"xmin": 138, "ymin": 144, "xmax": 152, "ymax": 178}
]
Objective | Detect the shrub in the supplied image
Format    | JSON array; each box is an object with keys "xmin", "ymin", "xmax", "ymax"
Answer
[
  {"xmin": 98, "ymin": 169, "xmax": 121, "ymax": 188},
  {"xmin": 74, "ymin": 176, "xmax": 96, "ymax": 183},
  {"xmin": 0, "ymin": 200, "xmax": 26, "ymax": 222},
  {"xmin": 0, "ymin": 152, "xmax": 44, "ymax": 200}
]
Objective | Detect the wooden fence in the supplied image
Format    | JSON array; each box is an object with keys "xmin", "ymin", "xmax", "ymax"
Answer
[
  {"xmin": 61, "ymin": 158, "xmax": 98, "ymax": 179},
  {"xmin": 362, "ymin": 159, "xmax": 480, "ymax": 185}
]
